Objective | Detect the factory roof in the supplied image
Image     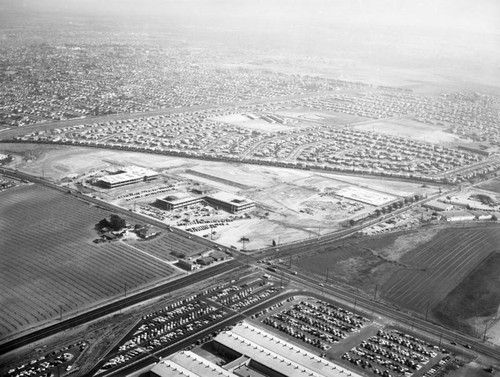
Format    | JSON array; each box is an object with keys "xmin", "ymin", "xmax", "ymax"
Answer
[
  {"xmin": 215, "ymin": 322, "xmax": 361, "ymax": 377},
  {"xmin": 151, "ymin": 351, "xmax": 238, "ymax": 377}
]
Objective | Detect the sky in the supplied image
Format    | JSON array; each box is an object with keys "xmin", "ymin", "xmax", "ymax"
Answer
[
  {"xmin": 2, "ymin": 0, "xmax": 499, "ymax": 35},
  {"xmin": 1, "ymin": 0, "xmax": 498, "ymax": 89}
]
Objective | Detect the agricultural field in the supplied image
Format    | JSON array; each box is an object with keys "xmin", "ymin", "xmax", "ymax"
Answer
[
  {"xmin": 433, "ymin": 252, "xmax": 500, "ymax": 338},
  {"xmin": 128, "ymin": 232, "xmax": 209, "ymax": 260},
  {"xmin": 0, "ymin": 184, "xmax": 182, "ymax": 341},
  {"xmin": 292, "ymin": 225, "xmax": 500, "ymax": 342},
  {"xmin": 381, "ymin": 226, "xmax": 500, "ymax": 314}
]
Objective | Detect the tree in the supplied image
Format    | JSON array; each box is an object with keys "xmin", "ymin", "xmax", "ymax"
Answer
[
  {"xmin": 109, "ymin": 214, "xmax": 126, "ymax": 231},
  {"xmin": 96, "ymin": 218, "xmax": 110, "ymax": 230}
]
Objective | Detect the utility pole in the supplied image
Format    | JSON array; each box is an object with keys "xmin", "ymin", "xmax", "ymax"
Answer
[
  {"xmin": 371, "ymin": 284, "xmax": 378, "ymax": 315},
  {"xmin": 59, "ymin": 305, "xmax": 63, "ymax": 321},
  {"xmin": 325, "ymin": 268, "xmax": 329, "ymax": 283},
  {"xmin": 425, "ymin": 301, "xmax": 430, "ymax": 321},
  {"xmin": 124, "ymin": 283, "xmax": 127, "ymax": 298}
]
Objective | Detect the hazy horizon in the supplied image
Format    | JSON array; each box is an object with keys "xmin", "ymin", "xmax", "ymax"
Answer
[{"xmin": 1, "ymin": 0, "xmax": 499, "ymax": 91}]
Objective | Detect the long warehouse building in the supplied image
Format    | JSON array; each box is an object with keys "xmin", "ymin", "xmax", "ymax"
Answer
[{"xmin": 148, "ymin": 321, "xmax": 361, "ymax": 377}]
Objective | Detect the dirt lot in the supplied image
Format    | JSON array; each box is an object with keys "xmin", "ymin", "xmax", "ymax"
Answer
[{"xmin": 2, "ymin": 144, "xmax": 439, "ymax": 251}]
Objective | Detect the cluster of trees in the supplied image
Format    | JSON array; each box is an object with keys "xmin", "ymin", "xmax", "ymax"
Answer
[
  {"xmin": 374, "ymin": 194, "xmax": 424, "ymax": 217},
  {"xmin": 96, "ymin": 214, "xmax": 126, "ymax": 231}
]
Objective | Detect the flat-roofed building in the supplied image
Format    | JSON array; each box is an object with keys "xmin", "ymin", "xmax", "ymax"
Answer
[
  {"xmin": 97, "ymin": 169, "xmax": 158, "ymax": 189},
  {"xmin": 205, "ymin": 192, "xmax": 255, "ymax": 214},
  {"xmin": 156, "ymin": 194, "xmax": 204, "ymax": 211},
  {"xmin": 423, "ymin": 199, "xmax": 453, "ymax": 212},
  {"xmin": 441, "ymin": 210, "xmax": 476, "ymax": 222},
  {"xmin": 155, "ymin": 191, "xmax": 254, "ymax": 213},
  {"xmin": 149, "ymin": 350, "xmax": 238, "ymax": 377},
  {"xmin": 213, "ymin": 322, "xmax": 361, "ymax": 377}
]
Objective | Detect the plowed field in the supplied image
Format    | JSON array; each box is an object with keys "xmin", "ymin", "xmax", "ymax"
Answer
[
  {"xmin": 0, "ymin": 185, "xmax": 182, "ymax": 341},
  {"xmin": 381, "ymin": 227, "xmax": 500, "ymax": 314}
]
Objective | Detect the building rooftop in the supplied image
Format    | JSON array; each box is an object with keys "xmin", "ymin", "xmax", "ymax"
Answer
[
  {"xmin": 207, "ymin": 192, "xmax": 253, "ymax": 205},
  {"xmin": 215, "ymin": 322, "xmax": 361, "ymax": 377}
]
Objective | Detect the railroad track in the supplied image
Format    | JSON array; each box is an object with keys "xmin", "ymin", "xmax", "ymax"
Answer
[{"xmin": 272, "ymin": 266, "xmax": 500, "ymax": 362}]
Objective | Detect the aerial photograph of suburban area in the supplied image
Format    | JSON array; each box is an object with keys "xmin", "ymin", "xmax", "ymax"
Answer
[{"xmin": 0, "ymin": 0, "xmax": 499, "ymax": 376}]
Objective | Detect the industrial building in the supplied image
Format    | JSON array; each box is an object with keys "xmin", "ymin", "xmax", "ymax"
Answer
[
  {"xmin": 213, "ymin": 322, "xmax": 361, "ymax": 377},
  {"xmin": 147, "ymin": 322, "xmax": 360, "ymax": 377},
  {"xmin": 205, "ymin": 192, "xmax": 255, "ymax": 214},
  {"xmin": 149, "ymin": 350, "xmax": 237, "ymax": 377},
  {"xmin": 96, "ymin": 167, "xmax": 158, "ymax": 189},
  {"xmin": 156, "ymin": 192, "xmax": 255, "ymax": 214},
  {"xmin": 155, "ymin": 194, "xmax": 204, "ymax": 211},
  {"xmin": 441, "ymin": 210, "xmax": 476, "ymax": 222},
  {"xmin": 423, "ymin": 199, "xmax": 453, "ymax": 212}
]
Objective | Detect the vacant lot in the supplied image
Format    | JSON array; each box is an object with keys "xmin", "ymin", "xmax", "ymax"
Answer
[{"xmin": 0, "ymin": 184, "xmax": 181, "ymax": 341}]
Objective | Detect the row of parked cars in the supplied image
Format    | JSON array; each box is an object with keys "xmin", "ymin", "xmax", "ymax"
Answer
[
  {"xmin": 5, "ymin": 341, "xmax": 86, "ymax": 377},
  {"xmin": 99, "ymin": 278, "xmax": 282, "ymax": 374},
  {"xmin": 342, "ymin": 329, "xmax": 444, "ymax": 377}
]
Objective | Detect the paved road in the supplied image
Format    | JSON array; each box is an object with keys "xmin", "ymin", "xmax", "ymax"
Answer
[
  {"xmin": 0, "ymin": 89, "xmax": 364, "ymax": 141},
  {"xmin": 271, "ymin": 266, "xmax": 500, "ymax": 362}
]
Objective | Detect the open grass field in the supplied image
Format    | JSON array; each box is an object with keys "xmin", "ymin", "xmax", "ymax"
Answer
[
  {"xmin": 381, "ymin": 226, "xmax": 500, "ymax": 314},
  {"xmin": 0, "ymin": 184, "xmax": 181, "ymax": 341},
  {"xmin": 293, "ymin": 235, "xmax": 402, "ymax": 293},
  {"xmin": 477, "ymin": 178, "xmax": 500, "ymax": 194},
  {"xmin": 351, "ymin": 118, "xmax": 463, "ymax": 144}
]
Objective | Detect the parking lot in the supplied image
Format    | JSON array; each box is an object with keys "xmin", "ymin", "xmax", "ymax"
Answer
[
  {"xmin": 4, "ymin": 341, "xmax": 87, "ymax": 377},
  {"xmin": 96, "ymin": 275, "xmax": 282, "ymax": 375},
  {"xmin": 252, "ymin": 295, "xmax": 453, "ymax": 377}
]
